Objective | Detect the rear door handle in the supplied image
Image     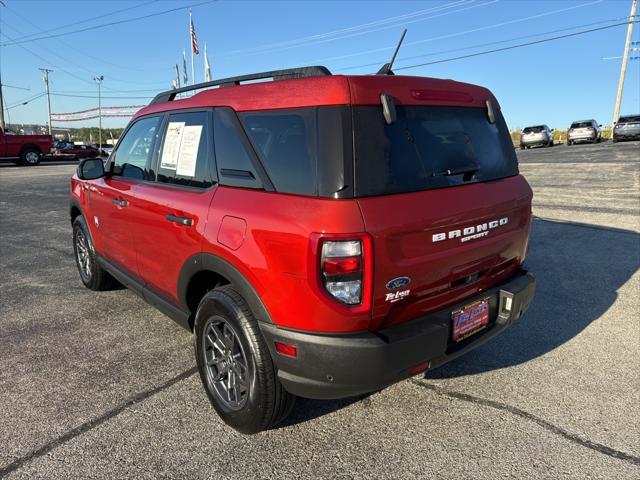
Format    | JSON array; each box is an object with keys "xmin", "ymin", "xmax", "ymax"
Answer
[
  {"xmin": 112, "ymin": 197, "xmax": 128, "ymax": 207},
  {"xmin": 166, "ymin": 214, "xmax": 193, "ymax": 226}
]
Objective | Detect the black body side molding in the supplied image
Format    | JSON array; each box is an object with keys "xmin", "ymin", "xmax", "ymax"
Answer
[{"xmin": 177, "ymin": 253, "xmax": 273, "ymax": 327}]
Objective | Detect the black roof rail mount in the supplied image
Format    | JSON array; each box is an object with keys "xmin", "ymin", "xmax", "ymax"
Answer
[{"xmin": 150, "ymin": 66, "xmax": 331, "ymax": 105}]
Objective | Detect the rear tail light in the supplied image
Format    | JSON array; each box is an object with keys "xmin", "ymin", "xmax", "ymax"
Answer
[{"xmin": 321, "ymin": 240, "xmax": 363, "ymax": 305}]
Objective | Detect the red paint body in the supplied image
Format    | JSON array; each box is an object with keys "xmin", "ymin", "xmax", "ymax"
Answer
[
  {"xmin": 71, "ymin": 74, "xmax": 532, "ymax": 335},
  {"xmin": 0, "ymin": 127, "xmax": 52, "ymax": 158}
]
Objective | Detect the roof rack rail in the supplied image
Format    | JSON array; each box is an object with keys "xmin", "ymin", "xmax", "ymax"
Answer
[{"xmin": 150, "ymin": 66, "xmax": 331, "ymax": 104}]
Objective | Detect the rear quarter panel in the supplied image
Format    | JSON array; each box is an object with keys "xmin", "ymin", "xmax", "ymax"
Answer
[{"xmin": 203, "ymin": 186, "xmax": 368, "ymax": 333}]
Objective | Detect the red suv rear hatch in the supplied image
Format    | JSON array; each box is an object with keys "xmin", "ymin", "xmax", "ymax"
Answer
[{"xmin": 348, "ymin": 79, "xmax": 532, "ymax": 330}]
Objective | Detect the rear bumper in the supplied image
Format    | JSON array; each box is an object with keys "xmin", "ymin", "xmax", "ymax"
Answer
[
  {"xmin": 521, "ymin": 137, "xmax": 548, "ymax": 146},
  {"xmin": 568, "ymin": 132, "xmax": 596, "ymax": 141},
  {"xmin": 260, "ymin": 270, "xmax": 536, "ymax": 399},
  {"xmin": 613, "ymin": 129, "xmax": 640, "ymax": 140}
]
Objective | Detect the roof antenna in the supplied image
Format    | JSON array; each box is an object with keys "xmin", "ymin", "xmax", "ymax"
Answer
[{"xmin": 377, "ymin": 29, "xmax": 407, "ymax": 75}]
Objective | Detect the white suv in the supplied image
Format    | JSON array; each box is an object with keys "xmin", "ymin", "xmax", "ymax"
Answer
[{"xmin": 567, "ymin": 119, "xmax": 601, "ymax": 145}]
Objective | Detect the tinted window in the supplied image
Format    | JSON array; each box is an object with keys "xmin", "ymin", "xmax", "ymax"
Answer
[
  {"xmin": 570, "ymin": 121, "xmax": 593, "ymax": 129},
  {"xmin": 523, "ymin": 126, "xmax": 545, "ymax": 133},
  {"xmin": 618, "ymin": 115, "xmax": 640, "ymax": 123},
  {"xmin": 353, "ymin": 106, "xmax": 518, "ymax": 197},
  {"xmin": 213, "ymin": 108, "xmax": 262, "ymax": 189},
  {"xmin": 240, "ymin": 109, "xmax": 317, "ymax": 195},
  {"xmin": 156, "ymin": 111, "xmax": 213, "ymax": 189},
  {"xmin": 111, "ymin": 116, "xmax": 162, "ymax": 180}
]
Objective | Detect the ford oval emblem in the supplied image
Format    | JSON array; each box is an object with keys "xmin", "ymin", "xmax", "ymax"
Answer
[{"xmin": 386, "ymin": 276, "xmax": 411, "ymax": 290}]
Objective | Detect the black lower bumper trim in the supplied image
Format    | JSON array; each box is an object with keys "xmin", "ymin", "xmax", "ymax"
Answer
[{"xmin": 260, "ymin": 270, "xmax": 535, "ymax": 400}]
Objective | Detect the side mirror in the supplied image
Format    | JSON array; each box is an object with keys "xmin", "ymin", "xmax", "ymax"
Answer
[
  {"xmin": 551, "ymin": 128, "xmax": 555, "ymax": 132},
  {"xmin": 380, "ymin": 92, "xmax": 397, "ymax": 125},
  {"xmin": 77, "ymin": 157, "xmax": 105, "ymax": 180},
  {"xmin": 599, "ymin": 124, "xmax": 602, "ymax": 127}
]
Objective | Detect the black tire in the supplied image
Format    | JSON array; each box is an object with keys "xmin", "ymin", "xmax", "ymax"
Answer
[
  {"xmin": 520, "ymin": 145, "xmax": 525, "ymax": 150},
  {"xmin": 194, "ymin": 285, "xmax": 295, "ymax": 434},
  {"xmin": 20, "ymin": 147, "xmax": 41, "ymax": 166},
  {"xmin": 612, "ymin": 137, "xmax": 618, "ymax": 143},
  {"xmin": 567, "ymin": 140, "xmax": 572, "ymax": 146},
  {"xmin": 72, "ymin": 215, "xmax": 115, "ymax": 291}
]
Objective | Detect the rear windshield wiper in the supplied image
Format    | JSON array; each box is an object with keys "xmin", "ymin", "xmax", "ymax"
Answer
[{"xmin": 432, "ymin": 164, "xmax": 479, "ymax": 177}]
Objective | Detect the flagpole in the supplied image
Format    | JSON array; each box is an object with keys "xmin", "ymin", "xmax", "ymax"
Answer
[{"xmin": 190, "ymin": 10, "xmax": 195, "ymax": 88}]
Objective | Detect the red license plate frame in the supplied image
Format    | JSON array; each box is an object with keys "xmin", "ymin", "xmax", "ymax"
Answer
[{"xmin": 451, "ymin": 298, "xmax": 490, "ymax": 342}]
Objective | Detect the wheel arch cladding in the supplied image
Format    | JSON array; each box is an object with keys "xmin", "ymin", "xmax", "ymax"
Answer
[{"xmin": 178, "ymin": 253, "xmax": 273, "ymax": 328}]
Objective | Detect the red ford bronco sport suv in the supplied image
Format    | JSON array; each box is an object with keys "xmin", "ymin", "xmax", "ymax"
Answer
[{"xmin": 70, "ymin": 66, "xmax": 535, "ymax": 434}]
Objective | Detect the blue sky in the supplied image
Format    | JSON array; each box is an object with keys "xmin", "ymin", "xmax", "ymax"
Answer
[{"xmin": 1, "ymin": 0, "xmax": 638, "ymax": 130}]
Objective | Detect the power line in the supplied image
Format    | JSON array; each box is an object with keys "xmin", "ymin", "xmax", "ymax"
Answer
[
  {"xmin": 0, "ymin": 31, "xmax": 95, "ymax": 86},
  {"xmin": 50, "ymin": 92, "xmax": 153, "ymax": 100},
  {"xmin": 9, "ymin": 0, "xmax": 158, "ymax": 42},
  {"xmin": 222, "ymin": 0, "xmax": 498, "ymax": 59},
  {"xmin": 392, "ymin": 20, "xmax": 639, "ymax": 72},
  {"xmin": 333, "ymin": 16, "xmax": 630, "ymax": 72},
  {"xmin": 4, "ymin": 93, "xmax": 46, "ymax": 110},
  {"xmin": 2, "ymin": 84, "xmax": 31, "ymax": 91},
  {"xmin": 312, "ymin": 0, "xmax": 605, "ymax": 66},
  {"xmin": 219, "ymin": 0, "xmax": 476, "ymax": 57},
  {"xmin": 1, "ymin": 0, "xmax": 217, "ymax": 46},
  {"xmin": 0, "ymin": 19, "xmax": 171, "ymax": 88}
]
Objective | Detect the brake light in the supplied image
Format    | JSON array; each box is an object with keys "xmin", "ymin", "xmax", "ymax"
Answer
[{"xmin": 321, "ymin": 240, "xmax": 363, "ymax": 305}]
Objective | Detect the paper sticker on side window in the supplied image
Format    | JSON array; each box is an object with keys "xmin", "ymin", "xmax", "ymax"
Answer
[
  {"xmin": 160, "ymin": 122, "xmax": 185, "ymax": 170},
  {"xmin": 176, "ymin": 125, "xmax": 202, "ymax": 177}
]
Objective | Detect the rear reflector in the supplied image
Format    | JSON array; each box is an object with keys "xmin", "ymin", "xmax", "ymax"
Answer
[{"xmin": 274, "ymin": 341, "xmax": 297, "ymax": 358}]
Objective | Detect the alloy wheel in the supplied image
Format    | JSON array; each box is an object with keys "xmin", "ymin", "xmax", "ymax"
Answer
[
  {"xmin": 202, "ymin": 317, "xmax": 249, "ymax": 411},
  {"xmin": 75, "ymin": 229, "xmax": 91, "ymax": 279}
]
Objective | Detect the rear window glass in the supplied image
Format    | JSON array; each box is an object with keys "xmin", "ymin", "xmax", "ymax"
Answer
[
  {"xmin": 523, "ymin": 126, "xmax": 544, "ymax": 133},
  {"xmin": 239, "ymin": 109, "xmax": 317, "ymax": 196},
  {"xmin": 239, "ymin": 107, "xmax": 352, "ymax": 197},
  {"xmin": 353, "ymin": 106, "xmax": 518, "ymax": 197},
  {"xmin": 618, "ymin": 115, "xmax": 640, "ymax": 123},
  {"xmin": 570, "ymin": 121, "xmax": 592, "ymax": 128}
]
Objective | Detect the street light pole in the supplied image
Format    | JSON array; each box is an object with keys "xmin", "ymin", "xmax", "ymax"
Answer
[{"xmin": 92, "ymin": 75, "xmax": 103, "ymax": 151}]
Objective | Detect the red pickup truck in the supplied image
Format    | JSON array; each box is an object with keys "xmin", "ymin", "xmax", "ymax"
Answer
[{"xmin": 0, "ymin": 127, "xmax": 53, "ymax": 165}]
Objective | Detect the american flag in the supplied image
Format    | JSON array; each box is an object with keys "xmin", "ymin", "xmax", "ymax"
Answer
[{"xmin": 190, "ymin": 13, "xmax": 199, "ymax": 55}]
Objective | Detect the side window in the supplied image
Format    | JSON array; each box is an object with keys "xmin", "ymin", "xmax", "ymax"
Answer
[
  {"xmin": 239, "ymin": 108, "xmax": 317, "ymax": 196},
  {"xmin": 111, "ymin": 116, "xmax": 162, "ymax": 180},
  {"xmin": 156, "ymin": 111, "xmax": 213, "ymax": 189},
  {"xmin": 213, "ymin": 108, "xmax": 263, "ymax": 189}
]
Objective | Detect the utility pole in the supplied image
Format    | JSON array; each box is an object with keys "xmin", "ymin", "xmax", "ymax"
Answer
[
  {"xmin": 92, "ymin": 75, "xmax": 104, "ymax": 150},
  {"xmin": 613, "ymin": 0, "xmax": 637, "ymax": 124},
  {"xmin": 0, "ymin": 72, "xmax": 5, "ymax": 131},
  {"xmin": 39, "ymin": 68, "xmax": 53, "ymax": 136}
]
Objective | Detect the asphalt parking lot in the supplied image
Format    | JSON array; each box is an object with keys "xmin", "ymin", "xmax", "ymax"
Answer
[{"xmin": 1, "ymin": 141, "xmax": 638, "ymax": 479}]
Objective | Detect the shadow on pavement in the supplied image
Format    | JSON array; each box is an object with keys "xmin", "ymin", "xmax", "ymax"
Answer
[
  {"xmin": 0, "ymin": 159, "xmax": 79, "ymax": 168},
  {"xmin": 281, "ymin": 217, "xmax": 639, "ymax": 426},
  {"xmin": 426, "ymin": 217, "xmax": 640, "ymax": 379}
]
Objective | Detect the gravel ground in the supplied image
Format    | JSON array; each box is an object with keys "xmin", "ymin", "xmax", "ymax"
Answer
[{"xmin": 1, "ymin": 141, "xmax": 638, "ymax": 479}]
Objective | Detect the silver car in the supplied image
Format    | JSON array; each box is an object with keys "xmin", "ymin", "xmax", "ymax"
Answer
[
  {"xmin": 613, "ymin": 114, "xmax": 640, "ymax": 142},
  {"xmin": 567, "ymin": 119, "xmax": 601, "ymax": 145},
  {"xmin": 520, "ymin": 125, "xmax": 554, "ymax": 149}
]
